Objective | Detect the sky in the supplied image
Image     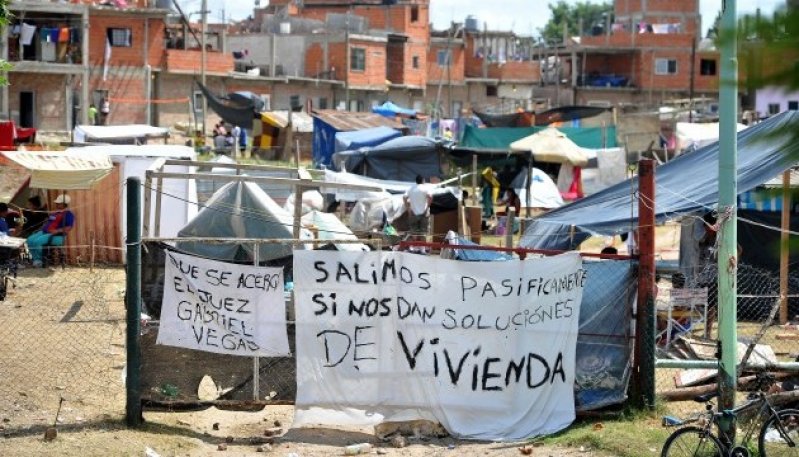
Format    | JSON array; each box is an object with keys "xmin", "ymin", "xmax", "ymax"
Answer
[{"xmin": 176, "ymin": 0, "xmax": 786, "ymax": 36}]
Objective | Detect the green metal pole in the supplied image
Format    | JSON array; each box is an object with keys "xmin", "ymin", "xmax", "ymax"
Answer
[
  {"xmin": 717, "ymin": 0, "xmax": 738, "ymax": 442},
  {"xmin": 125, "ymin": 177, "xmax": 143, "ymax": 427}
]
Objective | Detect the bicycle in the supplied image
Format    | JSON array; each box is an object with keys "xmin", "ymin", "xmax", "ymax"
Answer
[{"xmin": 661, "ymin": 372, "xmax": 799, "ymax": 457}]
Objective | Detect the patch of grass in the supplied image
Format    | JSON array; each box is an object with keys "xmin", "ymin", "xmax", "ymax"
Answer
[{"xmin": 534, "ymin": 407, "xmax": 673, "ymax": 457}]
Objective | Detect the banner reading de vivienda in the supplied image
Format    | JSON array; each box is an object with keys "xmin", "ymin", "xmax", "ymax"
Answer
[
  {"xmin": 157, "ymin": 250, "xmax": 290, "ymax": 357},
  {"xmin": 292, "ymin": 250, "xmax": 586, "ymax": 440}
]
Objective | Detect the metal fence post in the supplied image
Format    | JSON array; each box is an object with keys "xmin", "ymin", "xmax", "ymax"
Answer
[
  {"xmin": 125, "ymin": 177, "xmax": 143, "ymax": 426},
  {"xmin": 634, "ymin": 159, "xmax": 656, "ymax": 408}
]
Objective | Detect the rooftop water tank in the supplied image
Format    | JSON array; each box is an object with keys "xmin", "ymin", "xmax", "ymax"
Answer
[
  {"xmin": 465, "ymin": 16, "xmax": 479, "ymax": 32},
  {"xmin": 155, "ymin": 0, "xmax": 174, "ymax": 10}
]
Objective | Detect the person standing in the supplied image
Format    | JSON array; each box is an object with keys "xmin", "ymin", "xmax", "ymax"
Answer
[
  {"xmin": 27, "ymin": 194, "xmax": 75, "ymax": 267},
  {"xmin": 88, "ymin": 103, "xmax": 98, "ymax": 126},
  {"xmin": 20, "ymin": 195, "xmax": 48, "ymax": 237},
  {"xmin": 100, "ymin": 98, "xmax": 110, "ymax": 125},
  {"xmin": 404, "ymin": 175, "xmax": 432, "ymax": 241}
]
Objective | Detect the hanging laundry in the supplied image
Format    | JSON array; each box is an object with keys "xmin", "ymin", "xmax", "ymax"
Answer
[
  {"xmin": 20, "ymin": 23, "xmax": 36, "ymax": 46},
  {"xmin": 41, "ymin": 41, "xmax": 57, "ymax": 62},
  {"xmin": 58, "ymin": 27, "xmax": 70, "ymax": 43},
  {"xmin": 611, "ymin": 23, "xmax": 625, "ymax": 32},
  {"xmin": 651, "ymin": 24, "xmax": 670, "ymax": 34},
  {"xmin": 232, "ymin": 49, "xmax": 248, "ymax": 59},
  {"xmin": 70, "ymin": 27, "xmax": 81, "ymax": 44},
  {"xmin": 10, "ymin": 24, "xmax": 20, "ymax": 36}
]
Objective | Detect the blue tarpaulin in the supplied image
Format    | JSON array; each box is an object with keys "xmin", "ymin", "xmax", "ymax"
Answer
[
  {"xmin": 334, "ymin": 126, "xmax": 401, "ymax": 158},
  {"xmin": 521, "ymin": 111, "xmax": 799, "ymax": 250},
  {"xmin": 332, "ymin": 136, "xmax": 441, "ymax": 181},
  {"xmin": 312, "ymin": 117, "xmax": 339, "ymax": 168},
  {"xmin": 372, "ymin": 101, "xmax": 417, "ymax": 118}
]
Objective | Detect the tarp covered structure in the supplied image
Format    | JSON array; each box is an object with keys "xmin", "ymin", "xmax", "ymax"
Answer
[
  {"xmin": 474, "ymin": 106, "xmax": 612, "ymax": 127},
  {"xmin": 177, "ymin": 181, "xmax": 311, "ymax": 262},
  {"xmin": 301, "ymin": 210, "xmax": 368, "ymax": 252},
  {"xmin": 332, "ymin": 136, "xmax": 441, "ymax": 181},
  {"xmin": 520, "ymin": 111, "xmax": 799, "ymax": 250},
  {"xmin": 675, "ymin": 121, "xmax": 748, "ymax": 153},
  {"xmin": 371, "ymin": 101, "xmax": 417, "ymax": 118},
  {"xmin": 460, "ymin": 124, "xmax": 617, "ymax": 150},
  {"xmin": 334, "ymin": 126, "xmax": 401, "ymax": 155},
  {"xmin": 73, "ymin": 124, "xmax": 170, "ymax": 144},
  {"xmin": 2, "ymin": 149, "xmax": 113, "ymax": 189},
  {"xmin": 196, "ymin": 81, "xmax": 264, "ymax": 128},
  {"xmin": 510, "ymin": 127, "xmax": 590, "ymax": 166},
  {"xmin": 311, "ymin": 110, "xmax": 405, "ymax": 167}
]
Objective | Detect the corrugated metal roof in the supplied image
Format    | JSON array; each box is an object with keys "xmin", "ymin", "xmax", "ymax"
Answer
[
  {"xmin": 264, "ymin": 111, "xmax": 315, "ymax": 133},
  {"xmin": 763, "ymin": 169, "xmax": 799, "ymax": 188},
  {"xmin": 312, "ymin": 109, "xmax": 405, "ymax": 132}
]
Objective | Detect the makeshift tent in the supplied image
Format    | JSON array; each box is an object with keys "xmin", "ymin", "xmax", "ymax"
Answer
[
  {"xmin": 196, "ymin": 81, "xmax": 264, "ymax": 128},
  {"xmin": 474, "ymin": 106, "xmax": 612, "ymax": 127},
  {"xmin": 510, "ymin": 168, "xmax": 564, "ymax": 209},
  {"xmin": 675, "ymin": 121, "xmax": 748, "ymax": 153},
  {"xmin": 510, "ymin": 127, "xmax": 589, "ymax": 166},
  {"xmin": 252, "ymin": 111, "xmax": 315, "ymax": 158},
  {"xmin": 312, "ymin": 109, "xmax": 406, "ymax": 167},
  {"xmin": 2, "ymin": 149, "xmax": 113, "ymax": 190},
  {"xmin": 460, "ymin": 124, "xmax": 617, "ymax": 150},
  {"xmin": 177, "ymin": 181, "xmax": 311, "ymax": 262},
  {"xmin": 301, "ymin": 210, "xmax": 368, "ymax": 252},
  {"xmin": 520, "ymin": 111, "xmax": 799, "ymax": 250},
  {"xmin": 73, "ymin": 125, "xmax": 170, "ymax": 144},
  {"xmin": 334, "ymin": 126, "xmax": 401, "ymax": 155},
  {"xmin": 371, "ymin": 101, "xmax": 417, "ymax": 118},
  {"xmin": 332, "ymin": 136, "xmax": 441, "ymax": 181},
  {"xmin": 322, "ymin": 169, "xmax": 459, "ymax": 206}
]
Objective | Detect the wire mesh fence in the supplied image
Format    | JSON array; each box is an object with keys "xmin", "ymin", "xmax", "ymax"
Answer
[
  {"xmin": 654, "ymin": 261, "xmax": 799, "ymax": 415},
  {"xmin": 0, "ymin": 247, "xmax": 126, "ymax": 435}
]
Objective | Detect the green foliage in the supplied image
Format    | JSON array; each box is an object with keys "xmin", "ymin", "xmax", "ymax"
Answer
[
  {"xmin": 0, "ymin": 0, "xmax": 10, "ymax": 86},
  {"xmin": 540, "ymin": 1, "xmax": 613, "ymax": 44}
]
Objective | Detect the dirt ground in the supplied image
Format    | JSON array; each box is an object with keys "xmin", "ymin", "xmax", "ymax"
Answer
[{"xmin": 0, "ymin": 406, "xmax": 607, "ymax": 457}]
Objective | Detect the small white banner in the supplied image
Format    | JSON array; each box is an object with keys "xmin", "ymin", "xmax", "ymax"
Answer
[{"xmin": 157, "ymin": 251, "xmax": 290, "ymax": 357}]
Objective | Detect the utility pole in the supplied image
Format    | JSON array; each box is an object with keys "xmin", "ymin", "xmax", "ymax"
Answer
[
  {"xmin": 688, "ymin": 38, "xmax": 696, "ymax": 123},
  {"xmin": 201, "ymin": 0, "xmax": 208, "ymax": 133},
  {"xmin": 345, "ymin": 6, "xmax": 351, "ymax": 110},
  {"xmin": 717, "ymin": 0, "xmax": 738, "ymax": 444}
]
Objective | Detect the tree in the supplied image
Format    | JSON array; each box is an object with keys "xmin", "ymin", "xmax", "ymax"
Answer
[
  {"xmin": 540, "ymin": 1, "xmax": 614, "ymax": 44},
  {"xmin": 706, "ymin": 10, "xmax": 722, "ymax": 40},
  {"xmin": 0, "ymin": 0, "xmax": 10, "ymax": 86}
]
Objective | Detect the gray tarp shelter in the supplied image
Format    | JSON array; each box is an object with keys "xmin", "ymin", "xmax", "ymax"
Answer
[
  {"xmin": 520, "ymin": 111, "xmax": 799, "ymax": 250},
  {"xmin": 177, "ymin": 180, "xmax": 311, "ymax": 262},
  {"xmin": 332, "ymin": 136, "xmax": 441, "ymax": 181}
]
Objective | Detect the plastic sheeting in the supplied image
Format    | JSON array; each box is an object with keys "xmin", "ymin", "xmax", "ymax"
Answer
[
  {"xmin": 675, "ymin": 121, "xmax": 748, "ymax": 153},
  {"xmin": 520, "ymin": 111, "xmax": 799, "ymax": 250},
  {"xmin": 333, "ymin": 136, "xmax": 442, "ymax": 181},
  {"xmin": 371, "ymin": 101, "xmax": 417, "ymax": 118},
  {"xmin": 348, "ymin": 194, "xmax": 406, "ymax": 232},
  {"xmin": 73, "ymin": 124, "xmax": 169, "ymax": 144},
  {"xmin": 509, "ymin": 168, "xmax": 564, "ymax": 209},
  {"xmin": 575, "ymin": 260, "xmax": 635, "ymax": 411},
  {"xmin": 196, "ymin": 82, "xmax": 263, "ymax": 129},
  {"xmin": 301, "ymin": 210, "xmax": 368, "ymax": 252},
  {"xmin": 2, "ymin": 149, "xmax": 113, "ymax": 190},
  {"xmin": 333, "ymin": 126, "xmax": 401, "ymax": 156},
  {"xmin": 177, "ymin": 181, "xmax": 312, "ymax": 262},
  {"xmin": 459, "ymin": 124, "xmax": 617, "ymax": 150}
]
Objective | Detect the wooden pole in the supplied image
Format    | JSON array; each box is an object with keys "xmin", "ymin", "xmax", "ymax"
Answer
[
  {"xmin": 780, "ymin": 169, "xmax": 791, "ymax": 324},
  {"xmin": 526, "ymin": 152, "xmax": 533, "ymax": 218},
  {"xmin": 634, "ymin": 159, "xmax": 656, "ymax": 408},
  {"xmin": 471, "ymin": 154, "xmax": 478, "ymax": 207}
]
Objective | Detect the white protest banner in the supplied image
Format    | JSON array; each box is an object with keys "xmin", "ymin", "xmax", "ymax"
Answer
[
  {"xmin": 293, "ymin": 251, "xmax": 585, "ymax": 440},
  {"xmin": 157, "ymin": 251, "xmax": 290, "ymax": 357}
]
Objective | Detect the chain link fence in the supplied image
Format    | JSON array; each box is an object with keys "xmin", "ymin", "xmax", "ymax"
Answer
[
  {"xmin": 0, "ymin": 247, "xmax": 126, "ymax": 435},
  {"xmin": 654, "ymin": 261, "xmax": 799, "ymax": 415}
]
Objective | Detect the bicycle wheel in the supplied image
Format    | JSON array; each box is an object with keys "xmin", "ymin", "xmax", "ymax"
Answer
[
  {"xmin": 759, "ymin": 408, "xmax": 799, "ymax": 457},
  {"xmin": 661, "ymin": 426, "xmax": 725, "ymax": 457}
]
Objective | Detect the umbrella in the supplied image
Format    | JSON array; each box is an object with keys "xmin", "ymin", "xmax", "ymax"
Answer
[{"xmin": 509, "ymin": 127, "xmax": 589, "ymax": 166}]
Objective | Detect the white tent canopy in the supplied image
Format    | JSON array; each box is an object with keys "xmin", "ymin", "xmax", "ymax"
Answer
[
  {"xmin": 1, "ymin": 149, "xmax": 113, "ymax": 189},
  {"xmin": 301, "ymin": 210, "xmax": 368, "ymax": 251},
  {"xmin": 73, "ymin": 124, "xmax": 170, "ymax": 144},
  {"xmin": 675, "ymin": 122, "xmax": 748, "ymax": 153},
  {"xmin": 509, "ymin": 127, "xmax": 589, "ymax": 166}
]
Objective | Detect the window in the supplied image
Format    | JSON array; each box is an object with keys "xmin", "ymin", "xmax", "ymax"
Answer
[
  {"xmin": 789, "ymin": 101, "xmax": 798, "ymax": 111},
  {"xmin": 411, "ymin": 5, "xmax": 419, "ymax": 23},
  {"xmin": 437, "ymin": 49, "xmax": 451, "ymax": 67},
  {"xmin": 654, "ymin": 58, "xmax": 677, "ymax": 75},
  {"xmin": 700, "ymin": 59, "xmax": 717, "ymax": 76},
  {"xmin": 192, "ymin": 90, "xmax": 203, "ymax": 114},
  {"xmin": 318, "ymin": 97, "xmax": 328, "ymax": 110},
  {"xmin": 768, "ymin": 103, "xmax": 781, "ymax": 115},
  {"xmin": 486, "ymin": 85, "xmax": 498, "ymax": 97},
  {"xmin": 412, "ymin": 55, "xmax": 420, "ymax": 69},
  {"xmin": 350, "ymin": 48, "xmax": 366, "ymax": 71},
  {"xmin": 107, "ymin": 28, "xmax": 132, "ymax": 47}
]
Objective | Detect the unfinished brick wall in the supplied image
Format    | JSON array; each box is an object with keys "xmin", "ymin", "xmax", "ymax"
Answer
[
  {"xmin": 8, "ymin": 73, "xmax": 71, "ymax": 131},
  {"xmin": 87, "ymin": 15, "xmax": 165, "ymax": 68},
  {"xmin": 427, "ymin": 43, "xmax": 465, "ymax": 84}
]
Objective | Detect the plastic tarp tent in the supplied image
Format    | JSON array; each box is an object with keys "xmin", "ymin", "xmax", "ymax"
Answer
[
  {"xmin": 301, "ymin": 210, "xmax": 368, "ymax": 252},
  {"xmin": 676, "ymin": 122, "xmax": 747, "ymax": 153},
  {"xmin": 520, "ymin": 111, "xmax": 799, "ymax": 250},
  {"xmin": 73, "ymin": 125, "xmax": 170, "ymax": 144},
  {"xmin": 371, "ymin": 101, "xmax": 417, "ymax": 118},
  {"xmin": 2, "ymin": 149, "xmax": 113, "ymax": 190},
  {"xmin": 459, "ymin": 124, "xmax": 617, "ymax": 150},
  {"xmin": 177, "ymin": 181, "xmax": 312, "ymax": 262},
  {"xmin": 196, "ymin": 81, "xmax": 263, "ymax": 128},
  {"xmin": 509, "ymin": 168, "xmax": 564, "ymax": 209},
  {"xmin": 333, "ymin": 136, "xmax": 441, "ymax": 181},
  {"xmin": 334, "ymin": 126, "xmax": 401, "ymax": 155}
]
